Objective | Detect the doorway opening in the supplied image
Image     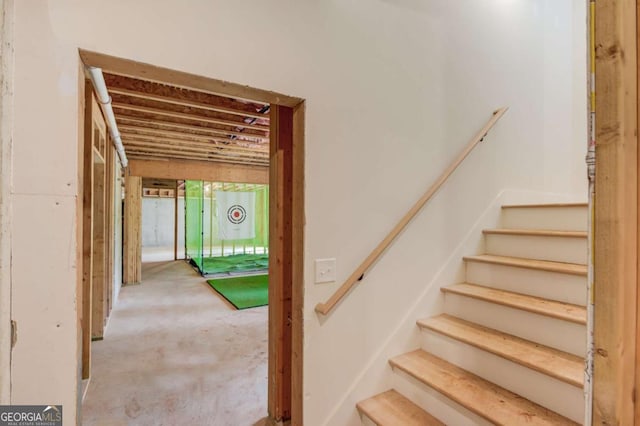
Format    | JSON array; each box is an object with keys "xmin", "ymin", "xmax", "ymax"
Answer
[{"xmin": 77, "ymin": 50, "xmax": 304, "ymax": 425}]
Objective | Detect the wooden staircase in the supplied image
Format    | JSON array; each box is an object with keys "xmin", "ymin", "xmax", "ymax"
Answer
[{"xmin": 357, "ymin": 203, "xmax": 588, "ymax": 425}]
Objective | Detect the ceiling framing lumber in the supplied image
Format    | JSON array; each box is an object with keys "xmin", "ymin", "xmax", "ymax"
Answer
[
  {"xmin": 122, "ymin": 138, "xmax": 268, "ymax": 160},
  {"xmin": 127, "ymin": 158, "xmax": 269, "ymax": 184},
  {"xmin": 117, "ymin": 117, "xmax": 269, "ymax": 142},
  {"xmin": 84, "ymin": 52, "xmax": 275, "ymax": 168},
  {"xmin": 112, "ymin": 102, "xmax": 269, "ymax": 132},
  {"xmin": 108, "ymin": 86, "xmax": 268, "ymax": 120},
  {"xmin": 126, "ymin": 150, "xmax": 267, "ymax": 166},
  {"xmin": 110, "ymin": 92, "xmax": 269, "ymax": 128},
  {"xmin": 118, "ymin": 126, "xmax": 268, "ymax": 150}
]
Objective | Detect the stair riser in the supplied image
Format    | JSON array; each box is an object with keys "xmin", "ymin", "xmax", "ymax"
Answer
[
  {"xmin": 484, "ymin": 234, "xmax": 586, "ymax": 264},
  {"xmin": 465, "ymin": 262, "xmax": 587, "ymax": 305},
  {"xmin": 501, "ymin": 206, "xmax": 587, "ymax": 231},
  {"xmin": 444, "ymin": 293, "xmax": 586, "ymax": 356},
  {"xmin": 420, "ymin": 331, "xmax": 584, "ymax": 423},
  {"xmin": 390, "ymin": 367, "xmax": 494, "ymax": 426},
  {"xmin": 360, "ymin": 414, "xmax": 376, "ymax": 426}
]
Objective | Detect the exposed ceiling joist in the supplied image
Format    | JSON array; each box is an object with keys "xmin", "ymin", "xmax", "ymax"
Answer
[
  {"xmin": 119, "ymin": 126, "xmax": 268, "ymax": 150},
  {"xmin": 122, "ymin": 136, "xmax": 268, "ymax": 158},
  {"xmin": 109, "ymin": 86, "xmax": 269, "ymax": 120},
  {"xmin": 117, "ymin": 117, "xmax": 269, "ymax": 142},
  {"xmin": 112, "ymin": 103, "xmax": 269, "ymax": 132}
]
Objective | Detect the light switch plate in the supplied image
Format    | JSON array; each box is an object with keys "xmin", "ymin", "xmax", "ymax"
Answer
[{"xmin": 315, "ymin": 258, "xmax": 336, "ymax": 283}]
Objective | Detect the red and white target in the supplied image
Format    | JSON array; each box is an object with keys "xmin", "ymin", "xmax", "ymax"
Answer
[
  {"xmin": 227, "ymin": 205, "xmax": 247, "ymax": 224},
  {"xmin": 217, "ymin": 191, "xmax": 256, "ymax": 240}
]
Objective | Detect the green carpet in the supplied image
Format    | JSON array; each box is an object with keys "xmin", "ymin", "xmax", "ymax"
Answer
[
  {"xmin": 201, "ymin": 254, "xmax": 269, "ymax": 275},
  {"xmin": 207, "ymin": 274, "xmax": 268, "ymax": 309}
]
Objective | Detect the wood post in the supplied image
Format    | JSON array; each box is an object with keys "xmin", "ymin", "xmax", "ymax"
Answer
[
  {"xmin": 91, "ymin": 160, "xmax": 106, "ymax": 339},
  {"xmin": 123, "ymin": 174, "xmax": 142, "ymax": 284},
  {"xmin": 81, "ymin": 83, "xmax": 94, "ymax": 379},
  {"xmin": 174, "ymin": 180, "xmax": 179, "ymax": 260},
  {"xmin": 593, "ymin": 0, "xmax": 638, "ymax": 423},
  {"xmin": 268, "ymin": 105, "xmax": 293, "ymax": 422}
]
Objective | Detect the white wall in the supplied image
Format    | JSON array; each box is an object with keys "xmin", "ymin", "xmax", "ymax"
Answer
[
  {"xmin": 141, "ymin": 197, "xmax": 185, "ymax": 262},
  {"xmin": 7, "ymin": 1, "xmax": 586, "ymax": 424},
  {"xmin": 141, "ymin": 198, "xmax": 184, "ymax": 248}
]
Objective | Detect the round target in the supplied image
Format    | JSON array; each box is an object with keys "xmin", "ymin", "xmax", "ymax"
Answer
[{"xmin": 227, "ymin": 205, "xmax": 247, "ymax": 224}]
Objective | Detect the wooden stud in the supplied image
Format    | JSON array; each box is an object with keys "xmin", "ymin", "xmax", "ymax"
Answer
[
  {"xmin": 593, "ymin": 0, "xmax": 638, "ymax": 423},
  {"xmin": 91, "ymin": 157, "xmax": 106, "ymax": 339},
  {"xmin": 105, "ymin": 144, "xmax": 115, "ymax": 317},
  {"xmin": 268, "ymin": 104, "xmax": 293, "ymax": 422},
  {"xmin": 290, "ymin": 101, "xmax": 305, "ymax": 425},
  {"xmin": 127, "ymin": 158, "xmax": 268, "ymax": 184},
  {"xmin": 174, "ymin": 179, "xmax": 179, "ymax": 260},
  {"xmin": 75, "ymin": 61, "xmax": 86, "ymax": 386},
  {"xmin": 123, "ymin": 174, "xmax": 142, "ymax": 284},
  {"xmin": 81, "ymin": 81, "xmax": 95, "ymax": 380}
]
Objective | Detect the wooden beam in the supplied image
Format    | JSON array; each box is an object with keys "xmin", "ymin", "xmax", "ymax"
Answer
[
  {"xmin": 174, "ymin": 180, "xmax": 179, "ymax": 261},
  {"xmin": 117, "ymin": 116, "xmax": 269, "ymax": 142},
  {"xmin": 123, "ymin": 174, "xmax": 142, "ymax": 285},
  {"xmin": 291, "ymin": 102, "xmax": 305, "ymax": 425},
  {"xmin": 111, "ymin": 90, "xmax": 269, "ymax": 126},
  {"xmin": 108, "ymin": 86, "xmax": 268, "ymax": 120},
  {"xmin": 91, "ymin": 159, "xmax": 106, "ymax": 339},
  {"xmin": 79, "ymin": 49, "xmax": 302, "ymax": 107},
  {"xmin": 127, "ymin": 158, "xmax": 269, "ymax": 184},
  {"xmin": 593, "ymin": 0, "xmax": 638, "ymax": 423},
  {"xmin": 268, "ymin": 104, "xmax": 293, "ymax": 422},
  {"xmin": 125, "ymin": 149, "xmax": 268, "ymax": 167},
  {"xmin": 104, "ymin": 144, "xmax": 115, "ymax": 317},
  {"xmin": 113, "ymin": 102, "xmax": 269, "ymax": 133},
  {"xmin": 81, "ymin": 82, "xmax": 95, "ymax": 380},
  {"xmin": 121, "ymin": 132, "xmax": 268, "ymax": 155},
  {"xmin": 119, "ymin": 125, "xmax": 268, "ymax": 149}
]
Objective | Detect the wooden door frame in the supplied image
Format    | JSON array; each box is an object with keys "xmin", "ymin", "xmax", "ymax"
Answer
[
  {"xmin": 593, "ymin": 1, "xmax": 638, "ymax": 424},
  {"xmin": 78, "ymin": 50, "xmax": 305, "ymax": 425}
]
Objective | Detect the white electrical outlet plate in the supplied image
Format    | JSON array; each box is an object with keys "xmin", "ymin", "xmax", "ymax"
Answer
[{"xmin": 315, "ymin": 258, "xmax": 336, "ymax": 284}]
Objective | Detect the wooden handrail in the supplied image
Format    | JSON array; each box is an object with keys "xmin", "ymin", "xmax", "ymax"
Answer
[{"xmin": 315, "ymin": 107, "xmax": 509, "ymax": 316}]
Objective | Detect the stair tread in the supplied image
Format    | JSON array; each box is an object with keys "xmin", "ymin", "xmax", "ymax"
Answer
[
  {"xmin": 502, "ymin": 202, "xmax": 587, "ymax": 208},
  {"xmin": 483, "ymin": 228, "xmax": 587, "ymax": 238},
  {"xmin": 356, "ymin": 389, "xmax": 444, "ymax": 426},
  {"xmin": 464, "ymin": 254, "xmax": 587, "ymax": 276},
  {"xmin": 417, "ymin": 314, "xmax": 584, "ymax": 387},
  {"xmin": 442, "ymin": 283, "xmax": 586, "ymax": 324},
  {"xmin": 389, "ymin": 350, "xmax": 578, "ymax": 425}
]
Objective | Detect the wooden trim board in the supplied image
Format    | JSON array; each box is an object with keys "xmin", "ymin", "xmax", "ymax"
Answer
[{"xmin": 593, "ymin": 0, "xmax": 638, "ymax": 423}]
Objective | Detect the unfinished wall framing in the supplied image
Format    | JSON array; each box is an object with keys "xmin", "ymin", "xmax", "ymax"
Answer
[{"xmin": 80, "ymin": 50, "xmax": 304, "ymax": 425}]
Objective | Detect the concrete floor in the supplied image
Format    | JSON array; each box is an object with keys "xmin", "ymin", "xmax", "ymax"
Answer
[{"xmin": 82, "ymin": 261, "xmax": 268, "ymax": 426}]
